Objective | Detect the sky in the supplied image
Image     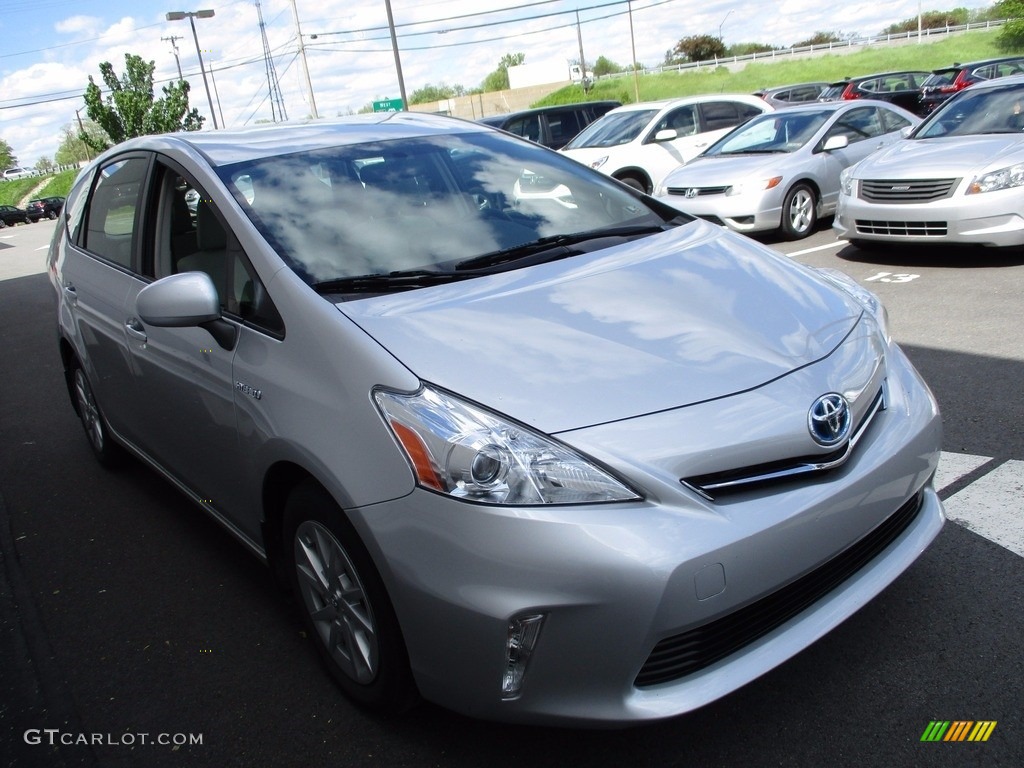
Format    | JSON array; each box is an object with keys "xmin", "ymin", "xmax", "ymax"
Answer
[{"xmin": 0, "ymin": 0, "xmax": 997, "ymax": 166}]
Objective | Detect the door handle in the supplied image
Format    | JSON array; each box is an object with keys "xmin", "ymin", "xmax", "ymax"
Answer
[
  {"xmin": 63, "ymin": 284, "xmax": 77, "ymax": 305},
  {"xmin": 125, "ymin": 318, "xmax": 148, "ymax": 343}
]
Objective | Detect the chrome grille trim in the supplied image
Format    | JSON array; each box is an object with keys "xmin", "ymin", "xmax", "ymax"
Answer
[
  {"xmin": 859, "ymin": 178, "xmax": 959, "ymax": 203},
  {"xmin": 681, "ymin": 385, "xmax": 886, "ymax": 501},
  {"xmin": 665, "ymin": 186, "xmax": 729, "ymax": 197},
  {"xmin": 855, "ymin": 220, "xmax": 947, "ymax": 237}
]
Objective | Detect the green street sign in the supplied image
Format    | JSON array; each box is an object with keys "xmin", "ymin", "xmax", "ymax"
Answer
[{"xmin": 372, "ymin": 98, "xmax": 404, "ymax": 113}]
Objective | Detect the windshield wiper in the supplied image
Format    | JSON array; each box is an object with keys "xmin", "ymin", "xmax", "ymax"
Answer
[
  {"xmin": 312, "ymin": 270, "xmax": 468, "ymax": 295},
  {"xmin": 455, "ymin": 224, "xmax": 669, "ymax": 272}
]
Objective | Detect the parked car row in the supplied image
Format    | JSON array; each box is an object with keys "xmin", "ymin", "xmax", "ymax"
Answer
[{"xmin": 0, "ymin": 197, "xmax": 65, "ymax": 227}]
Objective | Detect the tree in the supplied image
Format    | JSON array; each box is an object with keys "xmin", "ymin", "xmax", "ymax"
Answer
[
  {"xmin": 55, "ymin": 121, "xmax": 107, "ymax": 165},
  {"xmin": 0, "ymin": 137, "xmax": 15, "ymax": 170},
  {"xmin": 995, "ymin": 0, "xmax": 1024, "ymax": 51},
  {"xmin": 727, "ymin": 42, "xmax": 781, "ymax": 57},
  {"xmin": 791, "ymin": 31, "xmax": 850, "ymax": 48},
  {"xmin": 82, "ymin": 53, "xmax": 204, "ymax": 153},
  {"xmin": 882, "ymin": 9, "xmax": 972, "ymax": 35},
  {"xmin": 35, "ymin": 157, "xmax": 56, "ymax": 174},
  {"xmin": 481, "ymin": 52, "xmax": 526, "ymax": 92},
  {"xmin": 592, "ymin": 55, "xmax": 622, "ymax": 77},
  {"xmin": 665, "ymin": 35, "xmax": 727, "ymax": 65},
  {"xmin": 409, "ymin": 83, "xmax": 467, "ymax": 105}
]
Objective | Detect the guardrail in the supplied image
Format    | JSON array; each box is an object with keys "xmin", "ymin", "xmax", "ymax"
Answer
[{"xmin": 605, "ymin": 18, "xmax": 1010, "ymax": 79}]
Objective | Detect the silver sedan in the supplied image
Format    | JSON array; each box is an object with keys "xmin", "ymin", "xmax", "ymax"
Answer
[
  {"xmin": 49, "ymin": 114, "xmax": 943, "ymax": 725},
  {"xmin": 835, "ymin": 74, "xmax": 1024, "ymax": 247},
  {"xmin": 655, "ymin": 101, "xmax": 918, "ymax": 239}
]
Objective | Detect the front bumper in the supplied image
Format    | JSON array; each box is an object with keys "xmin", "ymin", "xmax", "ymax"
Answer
[
  {"xmin": 834, "ymin": 184, "xmax": 1024, "ymax": 246},
  {"xmin": 351, "ymin": 343, "xmax": 943, "ymax": 725},
  {"xmin": 655, "ymin": 189, "xmax": 783, "ymax": 234}
]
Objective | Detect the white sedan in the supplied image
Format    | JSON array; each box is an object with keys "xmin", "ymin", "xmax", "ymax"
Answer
[{"xmin": 654, "ymin": 101, "xmax": 918, "ymax": 239}]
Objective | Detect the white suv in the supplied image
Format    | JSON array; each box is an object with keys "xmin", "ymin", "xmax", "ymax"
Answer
[
  {"xmin": 3, "ymin": 167, "xmax": 34, "ymax": 180},
  {"xmin": 560, "ymin": 95, "xmax": 772, "ymax": 193}
]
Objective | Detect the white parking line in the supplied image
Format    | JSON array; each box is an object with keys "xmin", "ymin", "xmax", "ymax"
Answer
[
  {"xmin": 936, "ymin": 451, "xmax": 1024, "ymax": 558},
  {"xmin": 788, "ymin": 240, "xmax": 847, "ymax": 258}
]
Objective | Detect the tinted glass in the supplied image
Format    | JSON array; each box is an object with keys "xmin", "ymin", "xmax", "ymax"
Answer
[
  {"xmin": 563, "ymin": 109, "xmax": 659, "ymax": 148},
  {"xmin": 83, "ymin": 156, "xmax": 148, "ymax": 269},
  {"xmin": 219, "ymin": 130, "xmax": 664, "ymax": 284}
]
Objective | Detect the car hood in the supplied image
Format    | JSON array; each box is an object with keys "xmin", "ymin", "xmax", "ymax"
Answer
[
  {"xmin": 851, "ymin": 134, "xmax": 1024, "ymax": 177},
  {"xmin": 661, "ymin": 154, "xmax": 798, "ymax": 187},
  {"xmin": 338, "ymin": 221, "xmax": 863, "ymax": 433}
]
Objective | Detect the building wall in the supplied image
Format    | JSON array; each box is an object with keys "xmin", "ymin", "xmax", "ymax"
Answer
[{"xmin": 407, "ymin": 82, "xmax": 571, "ymax": 121}]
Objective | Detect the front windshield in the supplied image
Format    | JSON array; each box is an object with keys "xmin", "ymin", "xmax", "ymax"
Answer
[
  {"xmin": 915, "ymin": 83, "xmax": 1024, "ymax": 138},
  {"xmin": 563, "ymin": 109, "xmax": 659, "ymax": 149},
  {"xmin": 705, "ymin": 109, "xmax": 832, "ymax": 156},
  {"xmin": 218, "ymin": 130, "xmax": 667, "ymax": 285}
]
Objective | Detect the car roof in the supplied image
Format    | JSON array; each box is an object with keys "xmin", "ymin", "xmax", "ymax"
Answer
[
  {"xmin": 827, "ymin": 70, "xmax": 929, "ymax": 86},
  {"xmin": 479, "ymin": 100, "xmax": 621, "ymax": 122},
  {"xmin": 607, "ymin": 94, "xmax": 768, "ymax": 113},
  {"xmin": 931, "ymin": 55, "xmax": 1024, "ymax": 73},
  {"xmin": 102, "ymin": 112, "xmax": 494, "ymax": 167}
]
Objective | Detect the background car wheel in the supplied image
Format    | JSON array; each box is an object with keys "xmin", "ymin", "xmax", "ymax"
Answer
[
  {"xmin": 0, "ymin": 219, "xmax": 6, "ymax": 229},
  {"xmin": 71, "ymin": 363, "xmax": 123, "ymax": 467},
  {"xmin": 285, "ymin": 481, "xmax": 417, "ymax": 714},
  {"xmin": 615, "ymin": 174, "xmax": 648, "ymax": 193},
  {"xmin": 48, "ymin": 211, "xmax": 57, "ymax": 220},
  {"xmin": 781, "ymin": 183, "xmax": 817, "ymax": 240}
]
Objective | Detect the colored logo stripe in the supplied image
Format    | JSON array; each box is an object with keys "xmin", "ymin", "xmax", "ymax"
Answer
[{"xmin": 920, "ymin": 721, "xmax": 996, "ymax": 742}]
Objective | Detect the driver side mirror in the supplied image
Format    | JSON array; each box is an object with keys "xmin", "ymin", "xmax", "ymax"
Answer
[
  {"xmin": 136, "ymin": 272, "xmax": 238, "ymax": 351},
  {"xmin": 820, "ymin": 135, "xmax": 849, "ymax": 152}
]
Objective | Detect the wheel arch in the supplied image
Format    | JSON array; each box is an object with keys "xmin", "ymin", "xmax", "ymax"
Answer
[{"xmin": 611, "ymin": 167, "xmax": 653, "ymax": 193}]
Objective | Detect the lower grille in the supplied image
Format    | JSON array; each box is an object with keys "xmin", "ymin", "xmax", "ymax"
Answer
[
  {"xmin": 856, "ymin": 220, "xmax": 947, "ymax": 237},
  {"xmin": 634, "ymin": 490, "xmax": 924, "ymax": 688}
]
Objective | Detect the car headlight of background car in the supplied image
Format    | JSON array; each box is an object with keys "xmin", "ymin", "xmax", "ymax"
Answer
[
  {"xmin": 967, "ymin": 162, "xmax": 1024, "ymax": 194},
  {"xmin": 375, "ymin": 384, "xmax": 641, "ymax": 505},
  {"xmin": 726, "ymin": 176, "xmax": 783, "ymax": 197},
  {"xmin": 839, "ymin": 167, "xmax": 857, "ymax": 197},
  {"xmin": 588, "ymin": 155, "xmax": 609, "ymax": 171}
]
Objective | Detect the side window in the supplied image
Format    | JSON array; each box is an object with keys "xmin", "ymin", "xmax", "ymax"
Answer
[
  {"xmin": 700, "ymin": 102, "xmax": 746, "ymax": 132},
  {"xmin": 831, "ymin": 107, "xmax": 883, "ymax": 143},
  {"xmin": 547, "ymin": 111, "xmax": 583, "ymax": 146},
  {"xmin": 880, "ymin": 109, "xmax": 912, "ymax": 133},
  {"xmin": 82, "ymin": 156, "xmax": 148, "ymax": 269},
  {"xmin": 152, "ymin": 164, "xmax": 284, "ymax": 337},
  {"xmin": 654, "ymin": 106, "xmax": 698, "ymax": 137},
  {"xmin": 506, "ymin": 116, "xmax": 541, "ymax": 143}
]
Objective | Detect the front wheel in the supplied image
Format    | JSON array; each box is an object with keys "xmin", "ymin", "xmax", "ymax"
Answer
[
  {"xmin": 780, "ymin": 183, "xmax": 817, "ymax": 239},
  {"xmin": 285, "ymin": 481, "xmax": 416, "ymax": 713},
  {"xmin": 615, "ymin": 174, "xmax": 648, "ymax": 193}
]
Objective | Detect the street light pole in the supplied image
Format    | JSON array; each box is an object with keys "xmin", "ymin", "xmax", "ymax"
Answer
[{"xmin": 166, "ymin": 10, "xmax": 219, "ymax": 129}]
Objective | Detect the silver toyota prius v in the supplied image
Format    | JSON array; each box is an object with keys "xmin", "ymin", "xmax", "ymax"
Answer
[{"xmin": 49, "ymin": 113, "xmax": 944, "ymax": 726}]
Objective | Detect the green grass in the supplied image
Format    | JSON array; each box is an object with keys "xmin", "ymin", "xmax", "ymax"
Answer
[
  {"xmin": 0, "ymin": 169, "xmax": 78, "ymax": 206},
  {"xmin": 538, "ymin": 29, "xmax": 1008, "ymax": 106}
]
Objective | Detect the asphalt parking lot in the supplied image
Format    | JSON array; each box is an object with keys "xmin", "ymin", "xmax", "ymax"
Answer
[{"xmin": 1, "ymin": 218, "xmax": 1021, "ymax": 767}]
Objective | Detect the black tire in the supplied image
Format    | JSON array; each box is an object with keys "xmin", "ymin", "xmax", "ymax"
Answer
[
  {"xmin": 616, "ymin": 174, "xmax": 648, "ymax": 193},
  {"xmin": 780, "ymin": 183, "xmax": 817, "ymax": 240},
  {"xmin": 285, "ymin": 481, "xmax": 417, "ymax": 713},
  {"xmin": 47, "ymin": 211, "xmax": 57, "ymax": 220},
  {"xmin": 0, "ymin": 219, "xmax": 6, "ymax": 229},
  {"xmin": 71, "ymin": 362, "xmax": 123, "ymax": 468}
]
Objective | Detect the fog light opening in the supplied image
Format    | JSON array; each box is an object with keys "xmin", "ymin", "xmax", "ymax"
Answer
[{"xmin": 501, "ymin": 613, "xmax": 545, "ymax": 699}]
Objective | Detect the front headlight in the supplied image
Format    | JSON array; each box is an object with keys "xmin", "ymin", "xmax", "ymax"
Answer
[
  {"xmin": 967, "ymin": 162, "xmax": 1024, "ymax": 194},
  {"xmin": 374, "ymin": 384, "xmax": 641, "ymax": 505},
  {"xmin": 839, "ymin": 167, "xmax": 856, "ymax": 196},
  {"xmin": 589, "ymin": 155, "xmax": 609, "ymax": 170},
  {"xmin": 726, "ymin": 176, "xmax": 782, "ymax": 197},
  {"xmin": 817, "ymin": 268, "xmax": 891, "ymax": 343}
]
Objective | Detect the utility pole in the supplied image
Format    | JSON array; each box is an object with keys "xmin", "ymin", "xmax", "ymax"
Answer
[
  {"xmin": 575, "ymin": 10, "xmax": 588, "ymax": 92},
  {"xmin": 162, "ymin": 35, "xmax": 184, "ymax": 80},
  {"xmin": 384, "ymin": 0, "xmax": 408, "ymax": 110},
  {"xmin": 288, "ymin": 0, "xmax": 319, "ymax": 118}
]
